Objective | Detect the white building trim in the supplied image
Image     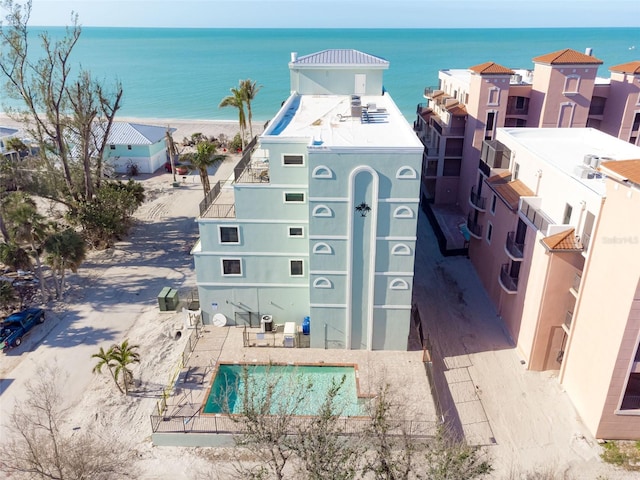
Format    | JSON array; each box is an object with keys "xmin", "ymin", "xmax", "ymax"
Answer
[{"xmin": 373, "ymin": 304, "xmax": 412, "ymax": 310}]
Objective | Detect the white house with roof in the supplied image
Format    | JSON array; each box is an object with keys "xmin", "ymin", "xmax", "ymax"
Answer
[
  {"xmin": 193, "ymin": 49, "xmax": 423, "ymax": 350},
  {"xmin": 0, "ymin": 126, "xmax": 19, "ymax": 152},
  {"xmin": 104, "ymin": 122, "xmax": 173, "ymax": 174}
]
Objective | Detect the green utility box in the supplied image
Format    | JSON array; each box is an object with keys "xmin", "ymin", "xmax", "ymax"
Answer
[
  {"xmin": 165, "ymin": 288, "xmax": 180, "ymax": 311},
  {"xmin": 157, "ymin": 287, "xmax": 171, "ymax": 311}
]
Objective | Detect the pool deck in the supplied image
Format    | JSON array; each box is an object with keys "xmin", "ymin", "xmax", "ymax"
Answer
[{"xmin": 161, "ymin": 324, "xmax": 437, "ymax": 428}]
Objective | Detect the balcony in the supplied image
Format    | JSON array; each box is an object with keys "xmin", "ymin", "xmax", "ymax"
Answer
[
  {"xmin": 466, "ymin": 213, "xmax": 483, "ymax": 239},
  {"xmin": 499, "ymin": 263, "xmax": 519, "ymax": 294},
  {"xmin": 519, "ymin": 198, "xmax": 554, "ymax": 233},
  {"xmin": 479, "ymin": 140, "xmax": 511, "ymax": 176},
  {"xmin": 563, "ymin": 311, "xmax": 573, "ymax": 333},
  {"xmin": 570, "ymin": 273, "xmax": 582, "ymax": 297},
  {"xmin": 505, "ymin": 231, "xmax": 525, "ymax": 260},
  {"xmin": 469, "ymin": 186, "xmax": 487, "ymax": 212}
]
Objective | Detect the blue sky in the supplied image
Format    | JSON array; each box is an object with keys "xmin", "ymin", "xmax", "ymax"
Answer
[{"xmin": 26, "ymin": 0, "xmax": 640, "ymax": 28}]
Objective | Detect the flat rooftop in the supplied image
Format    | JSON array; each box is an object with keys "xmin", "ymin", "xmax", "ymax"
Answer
[
  {"xmin": 263, "ymin": 92, "xmax": 423, "ymax": 150},
  {"xmin": 499, "ymin": 127, "xmax": 640, "ymax": 195}
]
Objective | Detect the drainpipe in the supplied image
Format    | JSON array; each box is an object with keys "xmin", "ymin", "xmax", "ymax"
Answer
[
  {"xmin": 575, "ymin": 200, "xmax": 587, "ymax": 233},
  {"xmin": 535, "ymin": 169, "xmax": 543, "ymax": 196}
]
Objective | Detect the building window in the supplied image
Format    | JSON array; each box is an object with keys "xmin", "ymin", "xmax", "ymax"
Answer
[
  {"xmin": 442, "ymin": 159, "xmax": 461, "ymax": 177},
  {"xmin": 488, "ymin": 87, "xmax": 500, "ymax": 106},
  {"xmin": 486, "ymin": 223, "xmax": 493, "ymax": 243},
  {"xmin": 312, "ymin": 165, "xmax": 333, "ymax": 179},
  {"xmin": 283, "ymin": 154, "xmax": 304, "ymax": 166},
  {"xmin": 563, "ymin": 75, "xmax": 580, "ymax": 95},
  {"xmin": 290, "ymin": 259, "xmax": 304, "ymax": 276},
  {"xmin": 127, "ymin": 145, "xmax": 132, "ymax": 150},
  {"xmin": 490, "ymin": 195, "xmax": 497, "ymax": 214},
  {"xmin": 563, "ymin": 204, "xmax": 573, "ymax": 225},
  {"xmin": 395, "ymin": 166, "xmax": 417, "ymax": 179},
  {"xmin": 485, "ymin": 111, "xmax": 496, "ymax": 140},
  {"xmin": 515, "ymin": 96, "xmax": 527, "ymax": 110},
  {"xmin": 312, "ymin": 242, "xmax": 332, "ymax": 254},
  {"xmin": 391, "ymin": 243, "xmax": 411, "ymax": 256},
  {"xmin": 284, "ymin": 192, "xmax": 305, "ymax": 203},
  {"xmin": 219, "ymin": 226, "xmax": 239, "ymax": 244},
  {"xmin": 558, "ymin": 103, "xmax": 575, "ymax": 128},
  {"xmin": 513, "ymin": 162, "xmax": 520, "ymax": 180},
  {"xmin": 109, "ymin": 144, "xmax": 116, "ymax": 150},
  {"xmin": 312, "ymin": 205, "xmax": 333, "ymax": 217},
  {"xmin": 222, "ymin": 259, "xmax": 242, "ymax": 276},
  {"xmin": 393, "ymin": 206, "xmax": 414, "ymax": 219},
  {"xmin": 288, "ymin": 226, "xmax": 304, "ymax": 237},
  {"xmin": 313, "ymin": 277, "xmax": 332, "ymax": 289},
  {"xmin": 390, "ymin": 278, "xmax": 409, "ymax": 290}
]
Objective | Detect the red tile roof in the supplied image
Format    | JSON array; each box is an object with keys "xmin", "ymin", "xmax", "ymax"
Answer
[
  {"xmin": 600, "ymin": 159, "xmax": 640, "ymax": 185},
  {"xmin": 533, "ymin": 49, "xmax": 603, "ymax": 65},
  {"xmin": 609, "ymin": 61, "xmax": 640, "ymax": 74},
  {"xmin": 469, "ymin": 62, "xmax": 514, "ymax": 75},
  {"xmin": 447, "ymin": 104, "xmax": 468, "ymax": 117},
  {"xmin": 541, "ymin": 228, "xmax": 583, "ymax": 252}
]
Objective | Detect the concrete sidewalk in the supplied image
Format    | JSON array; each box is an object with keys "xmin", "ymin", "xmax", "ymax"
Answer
[{"xmin": 412, "ymin": 207, "xmax": 639, "ymax": 478}]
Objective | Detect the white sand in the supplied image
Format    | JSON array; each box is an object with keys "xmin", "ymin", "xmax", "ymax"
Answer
[{"xmin": 0, "ymin": 113, "xmax": 265, "ymax": 146}]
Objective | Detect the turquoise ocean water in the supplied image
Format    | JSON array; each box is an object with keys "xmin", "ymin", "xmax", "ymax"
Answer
[{"xmin": 3, "ymin": 28, "xmax": 640, "ymax": 121}]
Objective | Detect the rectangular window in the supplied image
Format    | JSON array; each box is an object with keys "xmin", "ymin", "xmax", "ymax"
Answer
[
  {"xmin": 283, "ymin": 154, "xmax": 304, "ymax": 166},
  {"xmin": 513, "ymin": 162, "xmax": 520, "ymax": 180},
  {"xmin": 222, "ymin": 259, "xmax": 242, "ymax": 276},
  {"xmin": 485, "ymin": 111, "xmax": 496, "ymax": 140},
  {"xmin": 486, "ymin": 223, "xmax": 493, "ymax": 243},
  {"xmin": 284, "ymin": 192, "xmax": 305, "ymax": 203},
  {"xmin": 290, "ymin": 259, "xmax": 304, "ymax": 276},
  {"xmin": 490, "ymin": 195, "xmax": 497, "ymax": 214},
  {"xmin": 109, "ymin": 144, "xmax": 116, "ymax": 150},
  {"xmin": 219, "ymin": 226, "xmax": 239, "ymax": 244},
  {"xmin": 288, "ymin": 226, "xmax": 304, "ymax": 237},
  {"xmin": 442, "ymin": 159, "xmax": 461, "ymax": 176},
  {"xmin": 127, "ymin": 145, "xmax": 132, "ymax": 150},
  {"xmin": 488, "ymin": 88, "xmax": 500, "ymax": 105},
  {"xmin": 563, "ymin": 204, "xmax": 573, "ymax": 225}
]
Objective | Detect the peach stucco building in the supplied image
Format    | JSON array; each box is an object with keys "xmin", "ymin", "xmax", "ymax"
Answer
[
  {"xmin": 413, "ymin": 49, "xmax": 640, "ymax": 439},
  {"xmin": 461, "ymin": 127, "xmax": 640, "ymax": 439}
]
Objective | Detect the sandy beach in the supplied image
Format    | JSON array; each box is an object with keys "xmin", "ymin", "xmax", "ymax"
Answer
[{"xmin": 0, "ymin": 113, "xmax": 264, "ymax": 147}]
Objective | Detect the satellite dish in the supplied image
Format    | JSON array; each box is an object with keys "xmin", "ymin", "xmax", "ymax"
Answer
[{"xmin": 212, "ymin": 313, "xmax": 227, "ymax": 327}]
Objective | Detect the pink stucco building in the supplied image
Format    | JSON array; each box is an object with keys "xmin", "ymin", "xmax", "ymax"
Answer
[{"xmin": 415, "ymin": 50, "xmax": 640, "ymax": 439}]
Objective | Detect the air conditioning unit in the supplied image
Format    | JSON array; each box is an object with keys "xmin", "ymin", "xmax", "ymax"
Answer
[
  {"xmin": 260, "ymin": 315, "xmax": 273, "ymax": 333},
  {"xmin": 583, "ymin": 154, "xmax": 597, "ymax": 166}
]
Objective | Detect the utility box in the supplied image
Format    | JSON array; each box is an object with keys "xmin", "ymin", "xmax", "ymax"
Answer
[
  {"xmin": 165, "ymin": 288, "xmax": 180, "ymax": 311},
  {"xmin": 157, "ymin": 287, "xmax": 171, "ymax": 311}
]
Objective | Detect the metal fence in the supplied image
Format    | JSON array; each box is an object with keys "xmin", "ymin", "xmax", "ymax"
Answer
[
  {"xmin": 156, "ymin": 326, "xmax": 202, "ymax": 416},
  {"xmin": 151, "ymin": 413, "xmax": 436, "ymax": 437}
]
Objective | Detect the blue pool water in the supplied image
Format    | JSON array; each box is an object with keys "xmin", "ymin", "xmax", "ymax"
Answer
[{"xmin": 203, "ymin": 364, "xmax": 366, "ymax": 416}]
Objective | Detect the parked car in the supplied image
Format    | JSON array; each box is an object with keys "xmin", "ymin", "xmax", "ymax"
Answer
[{"xmin": 1, "ymin": 307, "xmax": 45, "ymax": 351}]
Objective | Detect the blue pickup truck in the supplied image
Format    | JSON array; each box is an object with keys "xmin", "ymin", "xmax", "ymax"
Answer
[{"xmin": 1, "ymin": 308, "xmax": 45, "ymax": 351}]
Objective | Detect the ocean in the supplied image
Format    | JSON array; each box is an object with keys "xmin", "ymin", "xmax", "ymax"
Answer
[{"xmin": 2, "ymin": 27, "xmax": 639, "ymax": 122}]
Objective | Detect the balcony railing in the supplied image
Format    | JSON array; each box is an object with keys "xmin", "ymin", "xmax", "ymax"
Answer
[
  {"xmin": 572, "ymin": 273, "xmax": 582, "ymax": 293},
  {"xmin": 505, "ymin": 231, "xmax": 525, "ymax": 260},
  {"xmin": 519, "ymin": 198, "xmax": 554, "ymax": 233},
  {"xmin": 564, "ymin": 311, "xmax": 573, "ymax": 331},
  {"xmin": 499, "ymin": 263, "xmax": 519, "ymax": 294},
  {"xmin": 466, "ymin": 213, "xmax": 483, "ymax": 239},
  {"xmin": 469, "ymin": 186, "xmax": 487, "ymax": 211},
  {"xmin": 201, "ymin": 203, "xmax": 236, "ymax": 219}
]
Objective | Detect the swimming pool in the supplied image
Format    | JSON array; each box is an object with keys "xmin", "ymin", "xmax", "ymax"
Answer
[{"xmin": 203, "ymin": 363, "xmax": 366, "ymax": 417}]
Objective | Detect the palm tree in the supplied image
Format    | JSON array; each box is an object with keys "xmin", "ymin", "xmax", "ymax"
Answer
[
  {"xmin": 43, "ymin": 228, "xmax": 87, "ymax": 299},
  {"xmin": 240, "ymin": 79, "xmax": 261, "ymax": 139},
  {"xmin": 92, "ymin": 346, "xmax": 123, "ymax": 394},
  {"xmin": 111, "ymin": 339, "xmax": 141, "ymax": 395},
  {"xmin": 219, "ymin": 86, "xmax": 247, "ymax": 150},
  {"xmin": 188, "ymin": 141, "xmax": 225, "ymax": 197}
]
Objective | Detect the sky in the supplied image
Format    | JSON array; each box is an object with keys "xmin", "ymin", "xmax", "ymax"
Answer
[{"xmin": 22, "ymin": 0, "xmax": 640, "ymax": 29}]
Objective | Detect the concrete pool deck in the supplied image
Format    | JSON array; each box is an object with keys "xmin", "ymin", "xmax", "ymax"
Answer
[{"xmin": 153, "ymin": 323, "xmax": 438, "ymax": 444}]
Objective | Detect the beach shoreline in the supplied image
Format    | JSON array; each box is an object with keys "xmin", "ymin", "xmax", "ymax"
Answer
[{"xmin": 0, "ymin": 113, "xmax": 263, "ymax": 146}]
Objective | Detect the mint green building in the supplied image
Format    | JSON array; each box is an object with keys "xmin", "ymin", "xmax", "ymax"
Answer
[
  {"xmin": 193, "ymin": 50, "xmax": 423, "ymax": 350},
  {"xmin": 104, "ymin": 122, "xmax": 173, "ymax": 174}
]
